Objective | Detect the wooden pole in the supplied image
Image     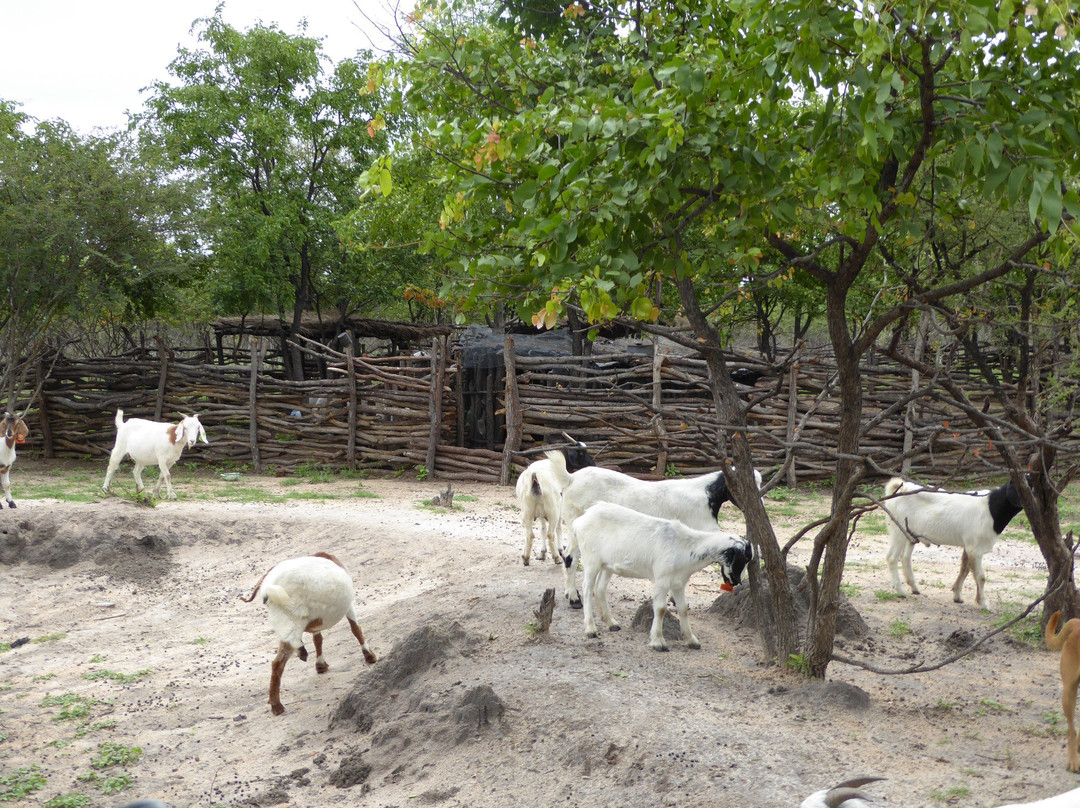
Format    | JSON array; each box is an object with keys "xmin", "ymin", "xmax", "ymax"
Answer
[
  {"xmin": 426, "ymin": 336, "xmax": 445, "ymax": 476},
  {"xmin": 154, "ymin": 340, "xmax": 169, "ymax": 420},
  {"xmin": 346, "ymin": 341, "xmax": 357, "ymax": 470},
  {"xmin": 902, "ymin": 310, "xmax": 930, "ymax": 476},
  {"xmin": 500, "ymin": 336, "xmax": 521, "ymax": 485},
  {"xmin": 652, "ymin": 344, "xmax": 669, "ymax": 474},
  {"xmin": 249, "ymin": 337, "xmax": 263, "ymax": 470},
  {"xmin": 454, "ymin": 348, "xmax": 465, "ymax": 447},
  {"xmin": 786, "ymin": 362, "xmax": 800, "ymax": 488}
]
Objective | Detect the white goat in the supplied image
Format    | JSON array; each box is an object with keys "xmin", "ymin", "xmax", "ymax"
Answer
[
  {"xmin": 241, "ymin": 552, "xmax": 378, "ymax": 715},
  {"xmin": 881, "ymin": 476, "xmax": 1024, "ymax": 610},
  {"xmin": 545, "ymin": 450, "xmax": 762, "ymax": 607},
  {"xmin": 102, "ymin": 409, "xmax": 208, "ymax": 500},
  {"xmin": 0, "ymin": 412, "xmax": 30, "ymax": 509},
  {"xmin": 573, "ymin": 502, "xmax": 753, "ymax": 651},
  {"xmin": 516, "ymin": 444, "xmax": 595, "ymax": 565}
]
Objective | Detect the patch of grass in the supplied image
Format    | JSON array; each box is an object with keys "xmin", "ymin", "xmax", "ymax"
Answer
[
  {"xmin": 933, "ymin": 698, "xmax": 955, "ymax": 712},
  {"xmin": 44, "ymin": 793, "xmax": 93, "ymax": 808},
  {"xmin": 33, "ymin": 633, "xmax": 68, "ymax": 644},
  {"xmin": 82, "ymin": 669, "xmax": 152, "ymax": 685},
  {"xmin": 90, "ymin": 742, "xmax": 142, "ymax": 770},
  {"xmin": 456, "ymin": 494, "xmax": 478, "ymax": 502},
  {"xmin": 349, "ymin": 489, "xmax": 380, "ymax": 499},
  {"xmin": 42, "ymin": 693, "xmax": 100, "ymax": 722},
  {"xmin": 888, "ymin": 619, "xmax": 912, "ymax": 637},
  {"xmin": 859, "ymin": 514, "xmax": 888, "ymax": 535},
  {"xmin": 415, "ymin": 464, "xmax": 430, "ymax": 481},
  {"xmin": 991, "ymin": 607, "xmax": 1043, "ymax": 646},
  {"xmin": 930, "ymin": 785, "xmax": 970, "ymax": 803},
  {"xmin": 0, "ymin": 765, "xmax": 47, "ymax": 801},
  {"xmin": 976, "ymin": 697, "xmax": 1011, "ymax": 715},
  {"xmin": 839, "ymin": 582, "xmax": 861, "ymax": 598},
  {"xmin": 97, "ymin": 773, "xmax": 135, "ymax": 795},
  {"xmin": 191, "ymin": 637, "xmax": 211, "ymax": 645},
  {"xmin": 75, "ymin": 720, "xmax": 119, "ymax": 738},
  {"xmin": 786, "ymin": 653, "xmax": 812, "ymax": 676},
  {"xmin": 33, "ymin": 673, "xmax": 58, "ymax": 682},
  {"xmin": 874, "ymin": 589, "xmax": 904, "ymax": 602}
]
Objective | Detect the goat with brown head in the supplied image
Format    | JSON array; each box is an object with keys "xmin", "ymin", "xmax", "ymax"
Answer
[{"xmin": 0, "ymin": 412, "xmax": 30, "ymax": 508}]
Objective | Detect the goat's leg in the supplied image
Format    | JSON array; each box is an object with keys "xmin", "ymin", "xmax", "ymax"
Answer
[
  {"xmin": 158, "ymin": 461, "xmax": 176, "ymax": 500},
  {"xmin": 582, "ymin": 563, "xmax": 603, "ymax": 638},
  {"xmin": 346, "ymin": 613, "xmax": 378, "ymax": 664},
  {"xmin": 521, "ymin": 505, "xmax": 536, "ymax": 565},
  {"xmin": 102, "ymin": 448, "xmax": 124, "ymax": 493},
  {"xmin": 968, "ymin": 552, "xmax": 991, "ymax": 610},
  {"xmin": 132, "ymin": 462, "xmax": 147, "ymax": 494},
  {"xmin": 268, "ymin": 641, "xmax": 296, "ymax": 715},
  {"xmin": 648, "ymin": 584, "xmax": 670, "ymax": 652},
  {"xmin": 670, "ymin": 582, "xmax": 700, "ymax": 649},
  {"xmin": 311, "ymin": 631, "xmax": 329, "ymax": 673},
  {"xmin": 595, "ymin": 569, "xmax": 620, "ymax": 632},
  {"xmin": 1, "ymin": 468, "xmax": 12, "ymax": 507},
  {"xmin": 561, "ymin": 523, "xmax": 583, "ymax": 609},
  {"xmin": 541, "ymin": 515, "xmax": 559, "ymax": 562},
  {"xmin": 900, "ymin": 541, "xmax": 921, "ymax": 595},
  {"xmin": 885, "ymin": 535, "xmax": 907, "ymax": 596},
  {"xmin": 952, "ymin": 551, "xmax": 972, "ymax": 603},
  {"xmin": 1063, "ymin": 640, "xmax": 1080, "ymax": 772}
]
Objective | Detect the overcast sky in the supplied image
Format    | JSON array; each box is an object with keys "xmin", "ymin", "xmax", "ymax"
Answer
[{"xmin": 1, "ymin": 0, "xmax": 404, "ymax": 135}]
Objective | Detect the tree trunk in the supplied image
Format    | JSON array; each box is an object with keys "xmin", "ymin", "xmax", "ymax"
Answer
[{"xmin": 676, "ymin": 276, "xmax": 799, "ymax": 664}]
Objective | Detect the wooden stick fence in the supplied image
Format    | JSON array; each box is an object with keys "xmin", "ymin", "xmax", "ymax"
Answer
[{"xmin": 11, "ymin": 339, "xmax": 1073, "ymax": 486}]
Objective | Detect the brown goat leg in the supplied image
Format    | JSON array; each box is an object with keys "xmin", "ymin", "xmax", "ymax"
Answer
[
  {"xmin": 268, "ymin": 641, "xmax": 296, "ymax": 715},
  {"xmin": 312, "ymin": 632, "xmax": 329, "ymax": 674},
  {"xmin": 348, "ymin": 617, "xmax": 379, "ymax": 664}
]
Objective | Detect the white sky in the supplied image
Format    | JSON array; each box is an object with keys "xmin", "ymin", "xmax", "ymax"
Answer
[{"xmin": 1, "ymin": 0, "xmax": 407, "ymax": 135}]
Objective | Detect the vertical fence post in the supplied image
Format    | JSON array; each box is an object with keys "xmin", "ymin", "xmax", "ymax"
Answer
[
  {"xmin": 154, "ymin": 339, "xmax": 169, "ymax": 421},
  {"xmin": 786, "ymin": 361, "xmax": 800, "ymax": 488},
  {"xmin": 346, "ymin": 340, "xmax": 357, "ymax": 470},
  {"xmin": 902, "ymin": 310, "xmax": 930, "ymax": 476},
  {"xmin": 500, "ymin": 336, "xmax": 520, "ymax": 486},
  {"xmin": 652, "ymin": 344, "xmax": 668, "ymax": 475},
  {"xmin": 249, "ymin": 337, "xmax": 263, "ymax": 471},
  {"xmin": 426, "ymin": 336, "xmax": 445, "ymax": 477}
]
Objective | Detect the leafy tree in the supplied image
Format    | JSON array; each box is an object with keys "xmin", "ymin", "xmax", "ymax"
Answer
[
  {"xmin": 0, "ymin": 103, "xmax": 193, "ymax": 410},
  {"xmin": 390, "ymin": 0, "xmax": 1080, "ymax": 675},
  {"xmin": 141, "ymin": 13, "xmax": 391, "ymax": 378}
]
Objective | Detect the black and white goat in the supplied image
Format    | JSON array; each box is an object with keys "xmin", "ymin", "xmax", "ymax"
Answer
[
  {"xmin": 544, "ymin": 450, "xmax": 762, "ymax": 607},
  {"xmin": 1, "ymin": 412, "xmax": 29, "ymax": 509},
  {"xmin": 881, "ymin": 476, "xmax": 1025, "ymax": 610},
  {"xmin": 515, "ymin": 444, "xmax": 595, "ymax": 565},
  {"xmin": 574, "ymin": 502, "xmax": 753, "ymax": 651},
  {"xmin": 102, "ymin": 409, "xmax": 208, "ymax": 500},
  {"xmin": 241, "ymin": 552, "xmax": 377, "ymax": 715}
]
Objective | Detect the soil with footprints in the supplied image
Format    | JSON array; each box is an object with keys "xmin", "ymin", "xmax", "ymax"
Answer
[{"xmin": 0, "ymin": 461, "xmax": 1074, "ymax": 808}]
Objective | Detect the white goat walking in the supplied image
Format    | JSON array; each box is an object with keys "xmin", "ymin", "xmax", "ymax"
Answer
[
  {"xmin": 881, "ymin": 476, "xmax": 1024, "ymax": 610},
  {"xmin": 516, "ymin": 444, "xmax": 595, "ymax": 565},
  {"xmin": 241, "ymin": 552, "xmax": 377, "ymax": 715},
  {"xmin": 0, "ymin": 412, "xmax": 30, "ymax": 509},
  {"xmin": 545, "ymin": 450, "xmax": 762, "ymax": 607},
  {"xmin": 102, "ymin": 409, "xmax": 208, "ymax": 500},
  {"xmin": 574, "ymin": 502, "xmax": 753, "ymax": 651}
]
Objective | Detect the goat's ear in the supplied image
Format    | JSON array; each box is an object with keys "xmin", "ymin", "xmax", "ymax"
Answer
[
  {"xmin": 14, "ymin": 419, "xmax": 29, "ymax": 441},
  {"xmin": 172, "ymin": 422, "xmax": 187, "ymax": 445}
]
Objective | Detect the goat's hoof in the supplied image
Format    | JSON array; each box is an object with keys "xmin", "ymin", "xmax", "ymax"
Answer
[
  {"xmin": 6, "ymin": 502, "xmax": 15, "ymax": 509},
  {"xmin": 650, "ymin": 643, "xmax": 669, "ymax": 652},
  {"xmin": 271, "ymin": 702, "xmax": 285, "ymax": 716},
  {"xmin": 608, "ymin": 625, "xmax": 621, "ymax": 633},
  {"xmin": 569, "ymin": 598, "xmax": 583, "ymax": 610},
  {"xmin": 586, "ymin": 630, "xmax": 599, "ymax": 639},
  {"xmin": 363, "ymin": 650, "xmax": 378, "ymax": 665},
  {"xmin": 297, "ymin": 646, "xmax": 308, "ymax": 662},
  {"xmin": 316, "ymin": 661, "xmax": 329, "ymax": 674},
  {"xmin": 521, "ymin": 557, "xmax": 530, "ymax": 566},
  {"xmin": 687, "ymin": 641, "xmax": 702, "ymax": 650}
]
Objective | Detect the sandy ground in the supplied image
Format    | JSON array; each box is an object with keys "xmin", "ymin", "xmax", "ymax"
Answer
[{"xmin": 0, "ymin": 462, "xmax": 1077, "ymax": 808}]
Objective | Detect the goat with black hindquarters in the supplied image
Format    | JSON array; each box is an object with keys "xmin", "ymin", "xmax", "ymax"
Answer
[{"xmin": 881, "ymin": 476, "xmax": 1025, "ymax": 610}]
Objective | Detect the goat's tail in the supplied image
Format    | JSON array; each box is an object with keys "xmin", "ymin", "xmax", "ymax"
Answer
[
  {"xmin": 883, "ymin": 477, "xmax": 904, "ymax": 498},
  {"xmin": 1045, "ymin": 611, "xmax": 1080, "ymax": 651},
  {"xmin": 544, "ymin": 450, "xmax": 570, "ymax": 488},
  {"xmin": 239, "ymin": 565, "xmax": 273, "ymax": 603},
  {"xmin": 261, "ymin": 584, "xmax": 292, "ymax": 609},
  {"xmin": 114, "ymin": 409, "xmax": 125, "ymax": 430}
]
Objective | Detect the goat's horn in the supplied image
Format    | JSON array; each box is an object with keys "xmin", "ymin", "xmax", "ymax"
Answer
[{"xmin": 561, "ymin": 431, "xmax": 585, "ymax": 446}]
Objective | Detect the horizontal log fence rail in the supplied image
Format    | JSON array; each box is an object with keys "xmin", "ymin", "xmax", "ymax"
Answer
[{"xmin": 12, "ymin": 338, "xmax": 1074, "ymax": 487}]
